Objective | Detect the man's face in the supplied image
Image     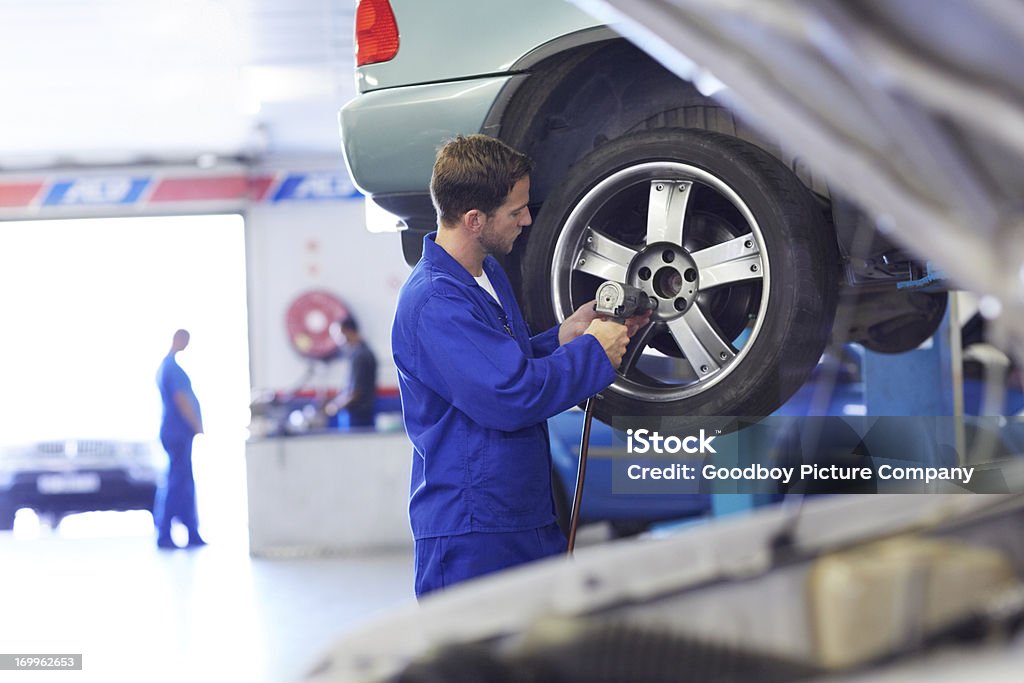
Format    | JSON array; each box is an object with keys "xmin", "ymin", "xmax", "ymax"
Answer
[{"xmin": 479, "ymin": 176, "xmax": 532, "ymax": 256}]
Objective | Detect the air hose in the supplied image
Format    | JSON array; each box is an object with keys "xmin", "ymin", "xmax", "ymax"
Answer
[
  {"xmin": 567, "ymin": 281, "xmax": 655, "ymax": 556},
  {"xmin": 566, "ymin": 396, "xmax": 596, "ymax": 555}
]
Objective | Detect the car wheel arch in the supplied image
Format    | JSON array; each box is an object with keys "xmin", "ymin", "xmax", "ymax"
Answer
[{"xmin": 495, "ymin": 40, "xmax": 722, "ymax": 204}]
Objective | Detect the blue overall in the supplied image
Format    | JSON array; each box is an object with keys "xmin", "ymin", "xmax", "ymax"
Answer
[
  {"xmin": 392, "ymin": 233, "xmax": 615, "ymax": 597},
  {"xmin": 155, "ymin": 354, "xmax": 202, "ymax": 545}
]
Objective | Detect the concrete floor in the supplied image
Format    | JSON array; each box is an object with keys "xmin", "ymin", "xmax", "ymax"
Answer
[{"xmin": 0, "ymin": 511, "xmax": 415, "ymax": 683}]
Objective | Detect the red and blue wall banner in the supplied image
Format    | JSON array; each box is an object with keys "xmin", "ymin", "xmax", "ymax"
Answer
[{"xmin": 0, "ymin": 170, "xmax": 361, "ymax": 216}]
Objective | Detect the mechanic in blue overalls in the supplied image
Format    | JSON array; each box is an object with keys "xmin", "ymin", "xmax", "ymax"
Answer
[
  {"xmin": 392, "ymin": 135, "xmax": 649, "ymax": 597},
  {"xmin": 154, "ymin": 329, "xmax": 206, "ymax": 549}
]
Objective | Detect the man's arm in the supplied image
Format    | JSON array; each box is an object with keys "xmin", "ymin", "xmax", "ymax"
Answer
[
  {"xmin": 324, "ymin": 353, "xmax": 376, "ymax": 415},
  {"xmin": 173, "ymin": 391, "xmax": 203, "ymax": 435},
  {"xmin": 323, "ymin": 392, "xmax": 350, "ymax": 416},
  {"xmin": 412, "ymin": 294, "xmax": 618, "ymax": 432},
  {"xmin": 325, "ymin": 388, "xmax": 361, "ymax": 414}
]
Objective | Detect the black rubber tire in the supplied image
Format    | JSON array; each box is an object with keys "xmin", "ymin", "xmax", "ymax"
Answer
[
  {"xmin": 859, "ymin": 291, "xmax": 948, "ymax": 354},
  {"xmin": 522, "ymin": 128, "xmax": 838, "ymax": 422}
]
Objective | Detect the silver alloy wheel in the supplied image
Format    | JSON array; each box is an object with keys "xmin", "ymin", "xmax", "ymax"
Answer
[{"xmin": 550, "ymin": 162, "xmax": 770, "ymax": 402}]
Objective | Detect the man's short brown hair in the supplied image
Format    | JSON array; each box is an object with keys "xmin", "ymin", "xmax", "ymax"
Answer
[{"xmin": 430, "ymin": 134, "xmax": 534, "ymax": 227}]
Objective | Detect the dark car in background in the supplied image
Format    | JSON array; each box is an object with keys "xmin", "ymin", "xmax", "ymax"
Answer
[{"xmin": 0, "ymin": 439, "xmax": 160, "ymax": 529}]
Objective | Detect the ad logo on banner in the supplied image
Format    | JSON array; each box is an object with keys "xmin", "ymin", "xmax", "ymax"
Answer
[
  {"xmin": 271, "ymin": 172, "xmax": 360, "ymax": 202},
  {"xmin": 43, "ymin": 177, "xmax": 150, "ymax": 206}
]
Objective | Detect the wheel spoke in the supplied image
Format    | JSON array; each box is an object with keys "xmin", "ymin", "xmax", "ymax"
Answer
[
  {"xmin": 665, "ymin": 304, "xmax": 736, "ymax": 377},
  {"xmin": 573, "ymin": 227, "xmax": 638, "ymax": 282},
  {"xmin": 645, "ymin": 180, "xmax": 693, "ymax": 246},
  {"xmin": 691, "ymin": 233, "xmax": 763, "ymax": 289}
]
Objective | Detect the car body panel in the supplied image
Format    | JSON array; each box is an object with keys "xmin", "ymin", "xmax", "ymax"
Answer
[
  {"xmin": 340, "ymin": 76, "xmax": 513, "ymax": 195},
  {"xmin": 356, "ymin": 0, "xmax": 601, "ymax": 93}
]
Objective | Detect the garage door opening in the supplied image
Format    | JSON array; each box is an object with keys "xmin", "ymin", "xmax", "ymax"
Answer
[{"xmin": 0, "ymin": 214, "xmax": 250, "ymax": 542}]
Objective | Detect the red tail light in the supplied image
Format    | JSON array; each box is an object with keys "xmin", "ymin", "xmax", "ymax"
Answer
[{"xmin": 355, "ymin": 0, "xmax": 400, "ymax": 67}]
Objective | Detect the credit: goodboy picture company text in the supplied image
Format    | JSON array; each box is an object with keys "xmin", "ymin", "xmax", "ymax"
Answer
[
  {"xmin": 625, "ymin": 462, "xmax": 975, "ymax": 486},
  {"xmin": 619, "ymin": 427, "xmax": 978, "ymax": 491}
]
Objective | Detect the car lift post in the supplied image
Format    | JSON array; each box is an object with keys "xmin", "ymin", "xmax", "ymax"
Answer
[{"xmin": 863, "ymin": 295, "xmax": 963, "ymax": 460}]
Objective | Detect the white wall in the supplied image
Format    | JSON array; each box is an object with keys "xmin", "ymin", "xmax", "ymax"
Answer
[
  {"xmin": 0, "ymin": 160, "xmax": 415, "ymax": 398},
  {"xmin": 0, "ymin": 214, "xmax": 250, "ymax": 445},
  {"xmin": 245, "ymin": 170, "xmax": 411, "ymax": 394}
]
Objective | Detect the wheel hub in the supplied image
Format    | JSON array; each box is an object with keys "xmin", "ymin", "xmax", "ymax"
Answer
[{"xmin": 629, "ymin": 242, "xmax": 699, "ymax": 318}]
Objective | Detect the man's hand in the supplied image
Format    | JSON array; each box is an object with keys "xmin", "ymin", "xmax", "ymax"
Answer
[
  {"xmin": 560, "ymin": 299, "xmax": 654, "ymax": 346},
  {"xmin": 323, "ymin": 400, "xmax": 340, "ymax": 418},
  {"xmin": 624, "ymin": 309, "xmax": 654, "ymax": 337},
  {"xmin": 174, "ymin": 391, "xmax": 204, "ymax": 435},
  {"xmin": 559, "ymin": 300, "xmax": 600, "ymax": 346},
  {"xmin": 323, "ymin": 392, "xmax": 352, "ymax": 417},
  {"xmin": 585, "ymin": 319, "xmax": 630, "ymax": 368}
]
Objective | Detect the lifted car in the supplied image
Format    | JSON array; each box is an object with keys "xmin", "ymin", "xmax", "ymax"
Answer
[{"xmin": 341, "ymin": 0, "xmax": 948, "ymax": 422}]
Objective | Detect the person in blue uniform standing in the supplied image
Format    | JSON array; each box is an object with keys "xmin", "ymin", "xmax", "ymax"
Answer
[
  {"xmin": 392, "ymin": 134, "xmax": 649, "ymax": 597},
  {"xmin": 155, "ymin": 328, "xmax": 206, "ymax": 549}
]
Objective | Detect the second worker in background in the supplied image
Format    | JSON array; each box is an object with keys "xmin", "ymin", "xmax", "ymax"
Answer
[
  {"xmin": 325, "ymin": 317, "xmax": 378, "ymax": 429},
  {"xmin": 392, "ymin": 134, "xmax": 648, "ymax": 598}
]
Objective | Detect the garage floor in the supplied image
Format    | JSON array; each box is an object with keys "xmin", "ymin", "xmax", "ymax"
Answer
[{"xmin": 0, "ymin": 513, "xmax": 415, "ymax": 683}]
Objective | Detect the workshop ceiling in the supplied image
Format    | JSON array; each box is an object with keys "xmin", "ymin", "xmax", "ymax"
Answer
[{"xmin": 0, "ymin": 0, "xmax": 356, "ymax": 170}]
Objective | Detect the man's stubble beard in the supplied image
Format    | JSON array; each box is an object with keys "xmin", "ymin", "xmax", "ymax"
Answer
[{"xmin": 479, "ymin": 228, "xmax": 518, "ymax": 257}]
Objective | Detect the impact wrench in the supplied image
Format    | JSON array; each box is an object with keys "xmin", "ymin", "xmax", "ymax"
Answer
[{"xmin": 567, "ymin": 281, "xmax": 656, "ymax": 556}]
